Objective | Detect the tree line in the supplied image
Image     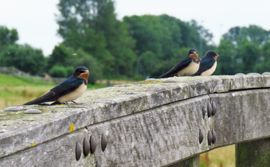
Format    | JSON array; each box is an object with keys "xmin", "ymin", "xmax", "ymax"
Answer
[{"xmin": 0, "ymin": 0, "xmax": 270, "ymax": 83}]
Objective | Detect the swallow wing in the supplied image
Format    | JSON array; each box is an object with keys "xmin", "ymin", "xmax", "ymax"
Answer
[
  {"xmin": 24, "ymin": 76, "xmax": 84, "ymax": 105},
  {"xmin": 193, "ymin": 57, "xmax": 215, "ymax": 76},
  {"xmin": 159, "ymin": 58, "xmax": 191, "ymax": 78},
  {"xmin": 24, "ymin": 90, "xmax": 58, "ymax": 105}
]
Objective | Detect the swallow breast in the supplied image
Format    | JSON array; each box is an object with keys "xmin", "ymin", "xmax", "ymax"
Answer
[
  {"xmin": 177, "ymin": 61, "xmax": 200, "ymax": 76},
  {"xmin": 201, "ymin": 61, "xmax": 217, "ymax": 76},
  {"xmin": 57, "ymin": 84, "xmax": 87, "ymax": 103}
]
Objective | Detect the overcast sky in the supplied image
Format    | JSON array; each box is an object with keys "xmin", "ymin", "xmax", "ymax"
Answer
[{"xmin": 0, "ymin": 0, "xmax": 270, "ymax": 55}]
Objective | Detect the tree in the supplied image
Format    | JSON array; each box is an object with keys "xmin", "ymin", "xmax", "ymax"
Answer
[
  {"xmin": 255, "ymin": 41, "xmax": 270, "ymax": 73},
  {"xmin": 0, "ymin": 26, "xmax": 18, "ymax": 48},
  {"xmin": 137, "ymin": 51, "xmax": 158, "ymax": 76},
  {"xmin": 189, "ymin": 20, "xmax": 213, "ymax": 51},
  {"xmin": 0, "ymin": 26, "xmax": 48, "ymax": 76},
  {"xmin": 0, "ymin": 44, "xmax": 46, "ymax": 75},
  {"xmin": 57, "ymin": 0, "xmax": 136, "ymax": 78},
  {"xmin": 48, "ymin": 44, "xmax": 102, "ymax": 83},
  {"xmin": 124, "ymin": 15, "xmax": 212, "ymax": 77},
  {"xmin": 216, "ymin": 39, "xmax": 238, "ymax": 74},
  {"xmin": 47, "ymin": 44, "xmax": 76, "ymax": 70},
  {"xmin": 49, "ymin": 65, "xmax": 71, "ymax": 78},
  {"xmin": 223, "ymin": 25, "xmax": 270, "ymax": 46},
  {"xmin": 218, "ymin": 25, "xmax": 270, "ymax": 74}
]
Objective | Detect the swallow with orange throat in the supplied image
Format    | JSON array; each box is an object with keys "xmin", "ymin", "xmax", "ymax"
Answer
[
  {"xmin": 159, "ymin": 48, "xmax": 200, "ymax": 78},
  {"xmin": 24, "ymin": 66, "xmax": 89, "ymax": 105},
  {"xmin": 193, "ymin": 51, "xmax": 219, "ymax": 76}
]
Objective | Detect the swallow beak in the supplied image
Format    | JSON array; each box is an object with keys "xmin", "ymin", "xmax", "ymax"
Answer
[
  {"xmin": 215, "ymin": 54, "xmax": 219, "ymax": 60},
  {"xmin": 194, "ymin": 52, "xmax": 200, "ymax": 63}
]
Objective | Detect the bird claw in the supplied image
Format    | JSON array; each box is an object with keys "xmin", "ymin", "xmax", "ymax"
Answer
[
  {"xmin": 50, "ymin": 101, "xmax": 82, "ymax": 107},
  {"xmin": 71, "ymin": 101, "xmax": 83, "ymax": 105}
]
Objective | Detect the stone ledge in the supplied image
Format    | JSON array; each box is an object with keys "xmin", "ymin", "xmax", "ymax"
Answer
[
  {"xmin": 0, "ymin": 89, "xmax": 269, "ymax": 167},
  {"xmin": 0, "ymin": 74, "xmax": 270, "ymax": 161}
]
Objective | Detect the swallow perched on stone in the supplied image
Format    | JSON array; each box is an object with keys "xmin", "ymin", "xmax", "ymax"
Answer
[
  {"xmin": 193, "ymin": 51, "xmax": 219, "ymax": 76},
  {"xmin": 159, "ymin": 49, "xmax": 200, "ymax": 78},
  {"xmin": 24, "ymin": 66, "xmax": 89, "ymax": 105}
]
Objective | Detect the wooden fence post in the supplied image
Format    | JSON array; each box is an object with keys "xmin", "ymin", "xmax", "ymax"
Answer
[{"xmin": 236, "ymin": 138, "xmax": 270, "ymax": 167}]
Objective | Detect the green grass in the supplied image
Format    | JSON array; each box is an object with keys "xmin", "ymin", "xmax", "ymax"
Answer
[
  {"xmin": 200, "ymin": 145, "xmax": 235, "ymax": 167},
  {"xmin": 0, "ymin": 74, "xmax": 53, "ymax": 108},
  {"xmin": 0, "ymin": 74, "xmax": 49, "ymax": 86}
]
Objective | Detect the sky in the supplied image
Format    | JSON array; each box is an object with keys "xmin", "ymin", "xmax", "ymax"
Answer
[{"xmin": 0, "ymin": 0, "xmax": 270, "ymax": 55}]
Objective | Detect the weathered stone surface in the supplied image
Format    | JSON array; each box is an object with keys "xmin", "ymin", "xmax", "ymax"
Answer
[
  {"xmin": 3, "ymin": 106, "xmax": 25, "ymax": 112},
  {"xmin": 1, "ymin": 89, "xmax": 270, "ymax": 166},
  {"xmin": 211, "ymin": 90, "xmax": 270, "ymax": 147},
  {"xmin": 0, "ymin": 74, "xmax": 270, "ymax": 166},
  {"xmin": 0, "ymin": 129, "xmax": 96, "ymax": 167},
  {"xmin": 23, "ymin": 109, "xmax": 42, "ymax": 114},
  {"xmin": 262, "ymin": 72, "xmax": 270, "ymax": 75}
]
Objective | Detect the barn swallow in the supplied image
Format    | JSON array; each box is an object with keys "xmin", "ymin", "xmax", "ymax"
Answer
[
  {"xmin": 24, "ymin": 66, "xmax": 89, "ymax": 105},
  {"xmin": 193, "ymin": 51, "xmax": 219, "ymax": 76},
  {"xmin": 159, "ymin": 49, "xmax": 200, "ymax": 78}
]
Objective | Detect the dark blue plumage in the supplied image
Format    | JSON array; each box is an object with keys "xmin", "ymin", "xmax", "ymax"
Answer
[
  {"xmin": 193, "ymin": 51, "xmax": 218, "ymax": 76},
  {"xmin": 160, "ymin": 58, "xmax": 192, "ymax": 78},
  {"xmin": 160, "ymin": 49, "xmax": 200, "ymax": 78},
  {"xmin": 24, "ymin": 66, "xmax": 89, "ymax": 105}
]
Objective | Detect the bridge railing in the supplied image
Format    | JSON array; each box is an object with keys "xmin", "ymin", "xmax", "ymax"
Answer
[{"xmin": 0, "ymin": 73, "xmax": 270, "ymax": 167}]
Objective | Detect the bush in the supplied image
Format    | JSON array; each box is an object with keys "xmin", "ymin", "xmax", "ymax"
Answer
[
  {"xmin": 49, "ymin": 65, "xmax": 73, "ymax": 77},
  {"xmin": 48, "ymin": 45, "xmax": 103, "ymax": 83},
  {"xmin": 0, "ymin": 44, "xmax": 46, "ymax": 75}
]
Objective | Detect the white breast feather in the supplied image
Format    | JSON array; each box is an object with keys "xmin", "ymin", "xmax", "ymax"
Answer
[
  {"xmin": 57, "ymin": 84, "xmax": 87, "ymax": 103},
  {"xmin": 177, "ymin": 61, "xmax": 200, "ymax": 76},
  {"xmin": 201, "ymin": 61, "xmax": 217, "ymax": 76}
]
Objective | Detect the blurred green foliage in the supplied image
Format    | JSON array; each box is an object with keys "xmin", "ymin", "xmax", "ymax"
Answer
[
  {"xmin": 123, "ymin": 15, "xmax": 213, "ymax": 77},
  {"xmin": 0, "ymin": 26, "xmax": 18, "ymax": 47},
  {"xmin": 49, "ymin": 65, "xmax": 71, "ymax": 78},
  {"xmin": 0, "ymin": 0, "xmax": 270, "ymax": 81},
  {"xmin": 216, "ymin": 25, "xmax": 270, "ymax": 74}
]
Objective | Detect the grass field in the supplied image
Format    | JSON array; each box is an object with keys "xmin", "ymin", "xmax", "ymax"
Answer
[
  {"xmin": 0, "ymin": 73, "xmax": 235, "ymax": 166},
  {"xmin": 200, "ymin": 145, "xmax": 235, "ymax": 167},
  {"xmin": 0, "ymin": 74, "xmax": 51, "ymax": 108}
]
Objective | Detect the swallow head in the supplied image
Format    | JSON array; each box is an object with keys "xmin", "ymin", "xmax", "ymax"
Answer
[
  {"xmin": 188, "ymin": 48, "xmax": 200, "ymax": 63},
  {"xmin": 73, "ymin": 66, "xmax": 90, "ymax": 84},
  {"xmin": 206, "ymin": 51, "xmax": 219, "ymax": 61}
]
